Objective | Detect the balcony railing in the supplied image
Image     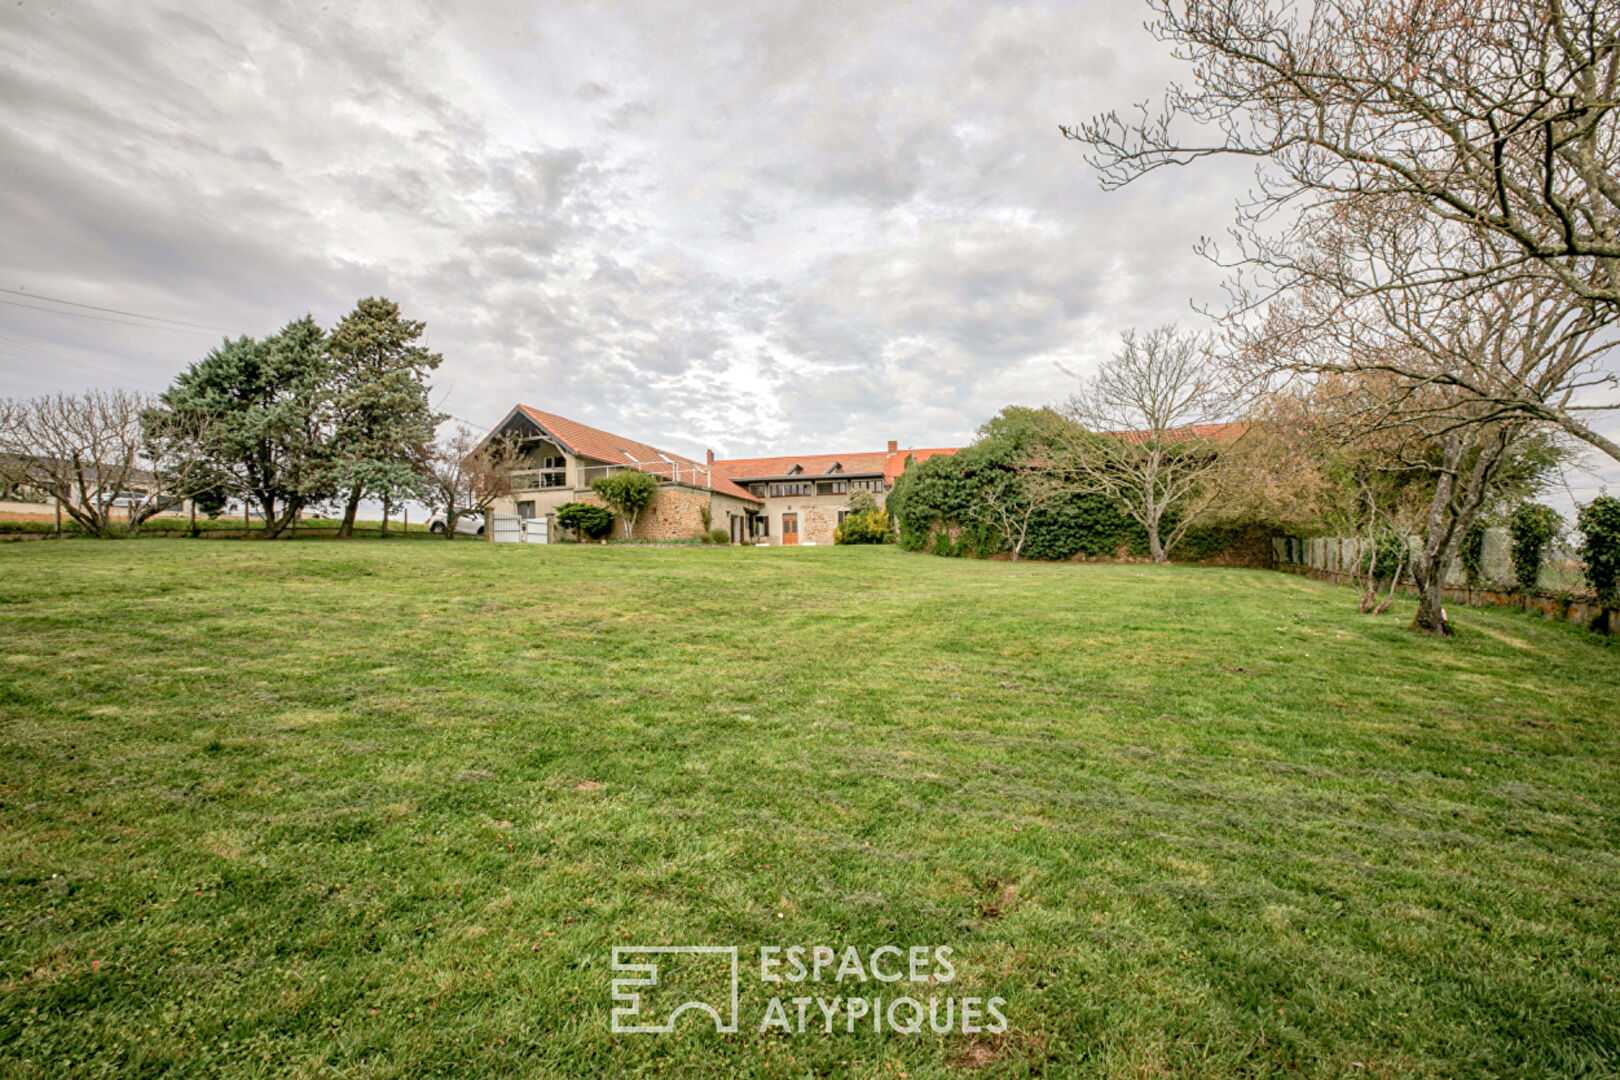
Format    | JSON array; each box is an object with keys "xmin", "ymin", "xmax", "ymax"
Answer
[
  {"xmin": 508, "ymin": 461, "xmax": 714, "ymax": 491},
  {"xmin": 508, "ymin": 469, "xmax": 568, "ymax": 491},
  {"xmin": 574, "ymin": 461, "xmax": 713, "ymax": 488}
]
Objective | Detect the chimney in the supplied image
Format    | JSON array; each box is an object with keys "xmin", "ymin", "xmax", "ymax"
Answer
[
  {"xmin": 705, "ymin": 449, "xmax": 714, "ymax": 489},
  {"xmin": 887, "ymin": 439, "xmax": 898, "ymax": 454},
  {"xmin": 706, "ymin": 449, "xmax": 715, "ymax": 467}
]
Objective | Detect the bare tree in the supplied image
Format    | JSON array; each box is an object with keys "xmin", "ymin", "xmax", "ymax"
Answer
[
  {"xmin": 416, "ymin": 425, "xmax": 521, "ymax": 539},
  {"xmin": 0, "ymin": 390, "xmax": 223, "ymax": 537},
  {"xmin": 1238, "ymin": 199, "xmax": 1620, "ymax": 463},
  {"xmin": 1064, "ymin": 0, "xmax": 1620, "ymax": 305},
  {"xmin": 1059, "ymin": 326, "xmax": 1234, "ymax": 563},
  {"xmin": 969, "ymin": 461, "xmax": 1069, "ymax": 561},
  {"xmin": 1242, "ymin": 243, "xmax": 1589, "ymax": 633}
]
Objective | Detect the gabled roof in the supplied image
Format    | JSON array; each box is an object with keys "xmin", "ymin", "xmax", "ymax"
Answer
[{"xmin": 513, "ymin": 405, "xmax": 706, "ymax": 470}]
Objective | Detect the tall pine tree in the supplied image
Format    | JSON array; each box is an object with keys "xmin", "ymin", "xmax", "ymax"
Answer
[{"xmin": 327, "ymin": 298, "xmax": 444, "ymax": 537}]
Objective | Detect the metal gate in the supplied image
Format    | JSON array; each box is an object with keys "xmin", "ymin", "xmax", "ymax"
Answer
[
  {"xmin": 491, "ymin": 514, "xmax": 522, "ymax": 543},
  {"xmin": 521, "ymin": 518, "xmax": 548, "ymax": 544}
]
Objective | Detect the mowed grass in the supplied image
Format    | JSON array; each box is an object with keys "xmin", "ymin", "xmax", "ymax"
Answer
[{"xmin": 1, "ymin": 541, "xmax": 1617, "ymax": 1079}]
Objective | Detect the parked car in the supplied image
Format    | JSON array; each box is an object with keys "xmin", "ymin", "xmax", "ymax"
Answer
[{"xmin": 428, "ymin": 512, "xmax": 484, "ymax": 536}]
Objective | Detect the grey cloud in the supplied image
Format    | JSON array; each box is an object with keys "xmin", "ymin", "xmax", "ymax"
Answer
[{"xmin": 1, "ymin": 0, "xmax": 1286, "ymax": 471}]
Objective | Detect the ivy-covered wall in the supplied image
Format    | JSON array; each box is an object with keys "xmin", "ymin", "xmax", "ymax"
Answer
[{"xmin": 886, "ymin": 444, "xmax": 1269, "ymax": 565}]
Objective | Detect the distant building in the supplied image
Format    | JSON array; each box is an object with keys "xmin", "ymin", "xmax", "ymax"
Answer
[{"xmin": 481, "ymin": 405, "xmax": 959, "ymax": 545}]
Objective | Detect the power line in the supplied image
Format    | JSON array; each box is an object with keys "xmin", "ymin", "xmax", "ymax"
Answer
[
  {"xmin": 0, "ymin": 333, "xmax": 171, "ymax": 390},
  {"xmin": 0, "ymin": 286, "xmax": 240, "ymax": 332},
  {"xmin": 0, "ymin": 347, "xmax": 167, "ymax": 392},
  {"xmin": 0, "ymin": 297, "xmax": 228, "ymax": 336}
]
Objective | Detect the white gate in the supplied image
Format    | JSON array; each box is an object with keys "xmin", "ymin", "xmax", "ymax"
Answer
[
  {"xmin": 491, "ymin": 514, "xmax": 522, "ymax": 543},
  {"xmin": 521, "ymin": 518, "xmax": 549, "ymax": 544}
]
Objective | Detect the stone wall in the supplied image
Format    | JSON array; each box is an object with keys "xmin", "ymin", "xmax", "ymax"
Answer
[{"xmin": 575, "ymin": 485, "xmax": 755, "ymax": 541}]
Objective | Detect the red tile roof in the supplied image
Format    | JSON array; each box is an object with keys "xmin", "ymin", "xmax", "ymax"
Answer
[
  {"xmin": 1110, "ymin": 422, "xmax": 1247, "ymax": 446},
  {"xmin": 517, "ymin": 405, "xmax": 704, "ymax": 469},
  {"xmin": 883, "ymin": 447, "xmax": 959, "ymax": 481},
  {"xmin": 713, "ymin": 451, "xmax": 888, "ymax": 479},
  {"xmin": 708, "ymin": 452, "xmax": 884, "ymax": 501}
]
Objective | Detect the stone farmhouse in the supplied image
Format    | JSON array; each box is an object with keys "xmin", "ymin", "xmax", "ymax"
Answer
[{"xmin": 482, "ymin": 405, "xmax": 958, "ymax": 545}]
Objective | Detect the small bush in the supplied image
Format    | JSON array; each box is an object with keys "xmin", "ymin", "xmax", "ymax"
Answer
[
  {"xmin": 834, "ymin": 508, "xmax": 892, "ymax": 545},
  {"xmin": 709, "ymin": 528, "xmax": 730, "ymax": 545},
  {"xmin": 1509, "ymin": 503, "xmax": 1562, "ymax": 592},
  {"xmin": 556, "ymin": 502, "xmax": 615, "ymax": 542}
]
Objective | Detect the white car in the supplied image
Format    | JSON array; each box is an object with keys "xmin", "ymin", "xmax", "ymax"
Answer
[{"xmin": 428, "ymin": 512, "xmax": 484, "ymax": 536}]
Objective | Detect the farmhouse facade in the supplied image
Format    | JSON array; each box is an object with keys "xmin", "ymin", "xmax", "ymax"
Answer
[{"xmin": 483, "ymin": 405, "xmax": 958, "ymax": 545}]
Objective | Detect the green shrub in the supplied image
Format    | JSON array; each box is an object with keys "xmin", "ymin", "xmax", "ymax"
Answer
[
  {"xmin": 834, "ymin": 508, "xmax": 892, "ymax": 545},
  {"xmin": 1509, "ymin": 503, "xmax": 1562, "ymax": 592},
  {"xmin": 1577, "ymin": 495, "xmax": 1620, "ymax": 615},
  {"xmin": 709, "ymin": 528, "xmax": 730, "ymax": 545},
  {"xmin": 556, "ymin": 501, "xmax": 615, "ymax": 541}
]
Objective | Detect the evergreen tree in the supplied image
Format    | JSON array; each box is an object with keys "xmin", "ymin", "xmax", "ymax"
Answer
[
  {"xmin": 158, "ymin": 317, "xmax": 336, "ymax": 538},
  {"xmin": 327, "ymin": 298, "xmax": 443, "ymax": 537}
]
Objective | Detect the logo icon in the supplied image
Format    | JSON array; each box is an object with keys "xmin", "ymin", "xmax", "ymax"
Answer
[{"xmin": 611, "ymin": 946, "xmax": 740, "ymax": 1034}]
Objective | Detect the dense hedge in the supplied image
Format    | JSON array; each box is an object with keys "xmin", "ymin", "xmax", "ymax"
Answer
[
  {"xmin": 890, "ymin": 445, "xmax": 1126, "ymax": 559},
  {"xmin": 886, "ymin": 444, "xmax": 1255, "ymax": 563}
]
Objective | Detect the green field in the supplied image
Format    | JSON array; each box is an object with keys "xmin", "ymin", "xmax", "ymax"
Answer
[{"xmin": 1, "ymin": 541, "xmax": 1616, "ymax": 1078}]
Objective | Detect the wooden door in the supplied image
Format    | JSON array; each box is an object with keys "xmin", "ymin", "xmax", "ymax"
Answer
[{"xmin": 782, "ymin": 513, "xmax": 799, "ymax": 545}]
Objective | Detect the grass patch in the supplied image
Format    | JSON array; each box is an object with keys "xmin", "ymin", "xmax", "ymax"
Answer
[
  {"xmin": 0, "ymin": 542, "xmax": 1616, "ymax": 1078},
  {"xmin": 0, "ymin": 516, "xmax": 433, "ymax": 536}
]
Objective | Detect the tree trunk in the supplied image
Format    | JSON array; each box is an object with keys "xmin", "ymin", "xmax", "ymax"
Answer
[
  {"xmin": 1410, "ymin": 576, "xmax": 1452, "ymax": 636},
  {"xmin": 337, "ymin": 484, "xmax": 362, "ymax": 539},
  {"xmin": 263, "ymin": 497, "xmax": 299, "ymax": 539},
  {"xmin": 1146, "ymin": 518, "xmax": 1166, "ymax": 564},
  {"xmin": 1407, "ymin": 426, "xmax": 1511, "ymax": 637}
]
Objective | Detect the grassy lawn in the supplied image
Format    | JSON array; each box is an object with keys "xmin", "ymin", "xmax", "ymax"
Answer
[{"xmin": 1, "ymin": 541, "xmax": 1616, "ymax": 1078}]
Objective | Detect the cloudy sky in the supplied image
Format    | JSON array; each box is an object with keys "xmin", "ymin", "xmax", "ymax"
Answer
[{"xmin": 2, "ymin": 0, "xmax": 1616, "ymax": 508}]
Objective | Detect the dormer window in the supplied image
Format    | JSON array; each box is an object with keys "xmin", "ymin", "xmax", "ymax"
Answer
[
  {"xmin": 785, "ymin": 464, "xmax": 803, "ymax": 475},
  {"xmin": 824, "ymin": 463, "xmax": 843, "ymax": 474}
]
